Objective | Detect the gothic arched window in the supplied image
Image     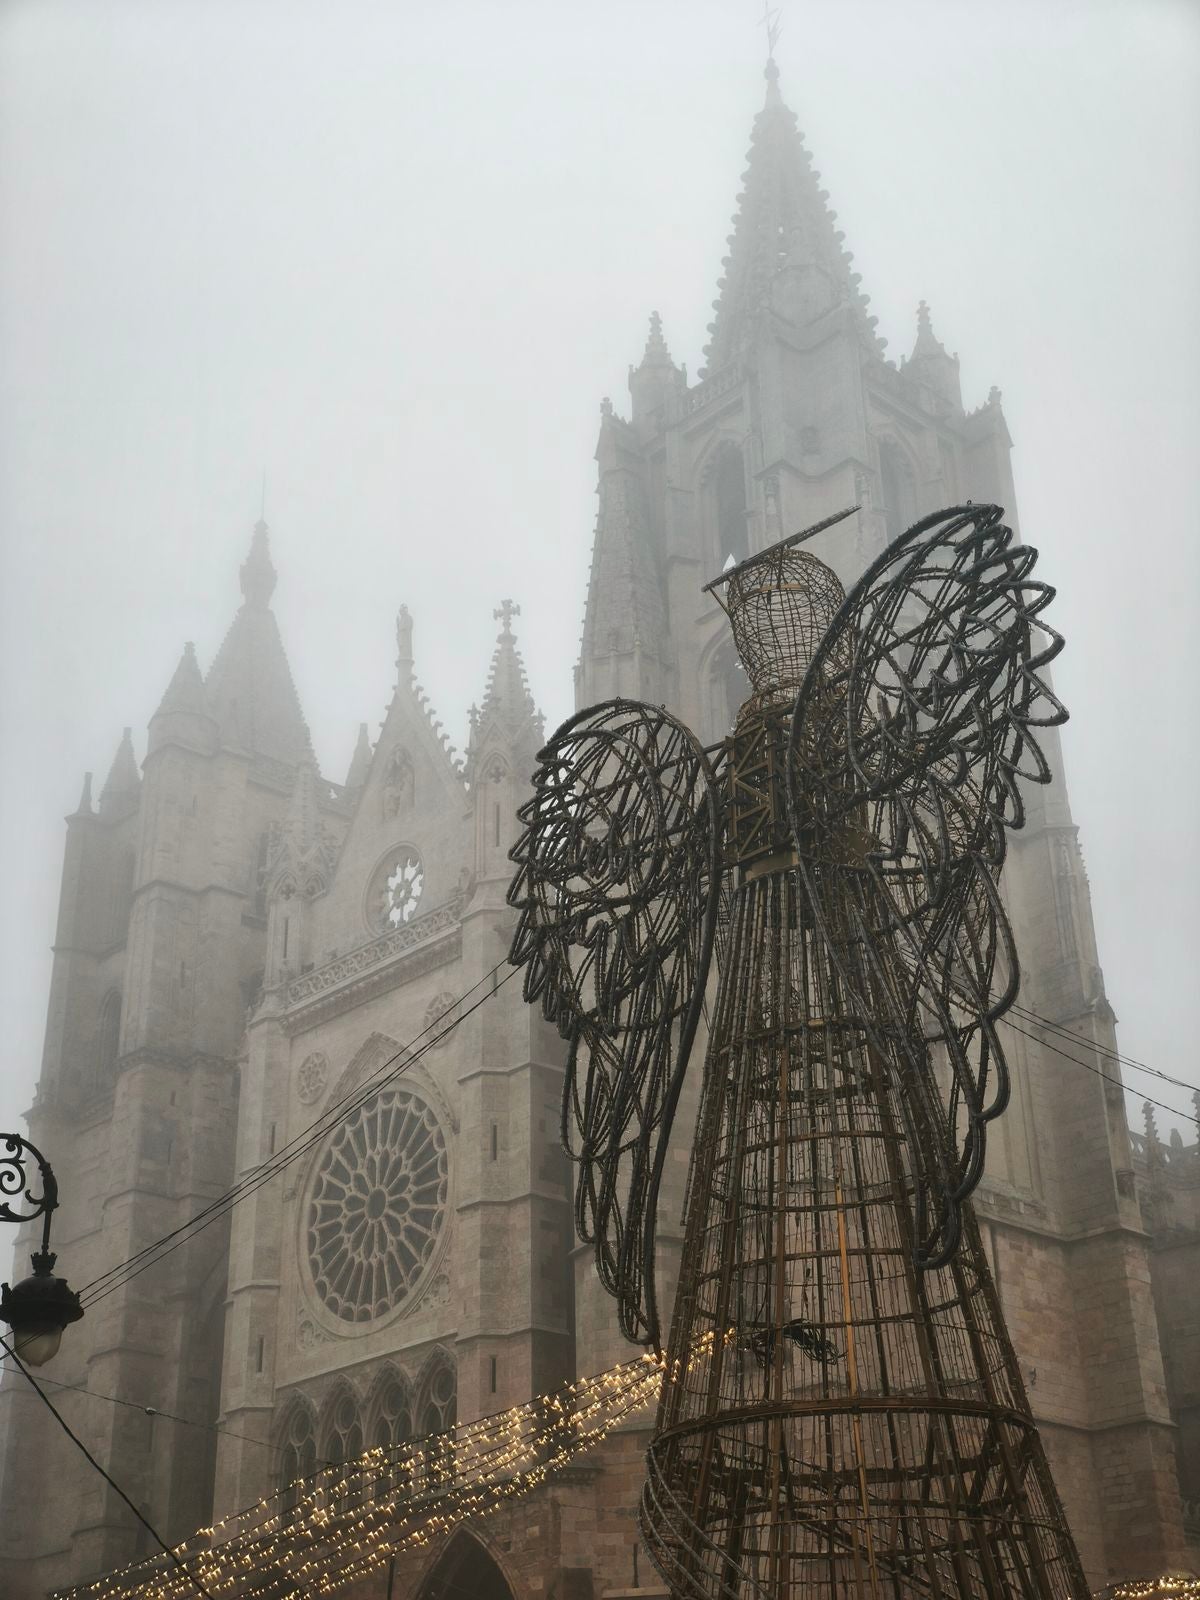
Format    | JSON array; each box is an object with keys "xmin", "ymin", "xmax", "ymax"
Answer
[
  {"xmin": 416, "ymin": 1358, "xmax": 457, "ymax": 1492},
  {"xmin": 320, "ymin": 1388, "xmax": 364, "ymax": 1469},
  {"xmin": 878, "ymin": 439, "xmax": 918, "ymax": 541},
  {"xmin": 713, "ymin": 447, "xmax": 749, "ymax": 568},
  {"xmin": 372, "ymin": 1375, "xmax": 413, "ymax": 1453},
  {"xmin": 417, "ymin": 1359, "xmax": 456, "ymax": 1437},
  {"xmin": 369, "ymin": 1373, "xmax": 414, "ymax": 1501},
  {"xmin": 94, "ymin": 991, "xmax": 122, "ymax": 1087},
  {"xmin": 277, "ymin": 1399, "xmax": 317, "ymax": 1505}
]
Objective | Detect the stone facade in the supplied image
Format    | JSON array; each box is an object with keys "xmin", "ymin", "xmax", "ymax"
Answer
[{"xmin": 0, "ymin": 58, "xmax": 1195, "ymax": 1600}]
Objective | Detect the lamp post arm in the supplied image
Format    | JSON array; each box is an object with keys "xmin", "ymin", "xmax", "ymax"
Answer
[{"xmin": 0, "ymin": 1134, "xmax": 60, "ymax": 1254}]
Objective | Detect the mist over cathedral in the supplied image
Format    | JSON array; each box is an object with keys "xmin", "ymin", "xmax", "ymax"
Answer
[{"xmin": 1, "ymin": 56, "xmax": 1196, "ymax": 1600}]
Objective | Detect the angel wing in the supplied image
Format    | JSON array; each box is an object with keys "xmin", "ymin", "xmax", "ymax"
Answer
[
  {"xmin": 507, "ymin": 699, "xmax": 724, "ymax": 1348},
  {"xmin": 787, "ymin": 503, "xmax": 1066, "ymax": 1268}
]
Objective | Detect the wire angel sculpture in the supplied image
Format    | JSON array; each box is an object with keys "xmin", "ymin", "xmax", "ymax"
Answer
[{"xmin": 508, "ymin": 505, "xmax": 1090, "ymax": 1598}]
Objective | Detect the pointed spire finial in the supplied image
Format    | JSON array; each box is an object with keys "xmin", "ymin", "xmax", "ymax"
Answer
[
  {"xmin": 75, "ymin": 772, "xmax": 94, "ymax": 816},
  {"xmin": 240, "ymin": 519, "xmax": 277, "ymax": 608},
  {"xmin": 638, "ymin": 311, "xmax": 675, "ymax": 370},
  {"xmin": 1143, "ymin": 1100, "xmax": 1160, "ymax": 1146},
  {"xmin": 345, "ymin": 722, "xmax": 372, "ymax": 789},
  {"xmin": 100, "ymin": 727, "xmax": 141, "ymax": 816},
  {"xmin": 395, "ymin": 605, "xmax": 414, "ymax": 680},
  {"xmin": 260, "ymin": 467, "xmax": 267, "ymax": 523},
  {"xmin": 761, "ymin": 4, "xmax": 784, "ymax": 107}
]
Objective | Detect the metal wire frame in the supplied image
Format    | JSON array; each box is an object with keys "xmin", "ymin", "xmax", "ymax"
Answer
[{"xmin": 509, "ymin": 503, "xmax": 1087, "ymax": 1597}]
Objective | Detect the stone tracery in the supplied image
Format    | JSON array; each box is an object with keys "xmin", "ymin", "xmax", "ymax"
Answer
[{"xmin": 307, "ymin": 1088, "xmax": 448, "ymax": 1323}]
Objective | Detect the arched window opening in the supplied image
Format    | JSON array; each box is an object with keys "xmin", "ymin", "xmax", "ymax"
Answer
[
  {"xmin": 370, "ymin": 1375, "xmax": 413, "ymax": 1501},
  {"xmin": 417, "ymin": 1360, "xmax": 457, "ymax": 1492},
  {"xmin": 878, "ymin": 439, "xmax": 917, "ymax": 541},
  {"xmin": 373, "ymin": 1377, "xmax": 412, "ymax": 1452},
  {"xmin": 321, "ymin": 1388, "xmax": 366, "ymax": 1515},
  {"xmin": 94, "ymin": 991, "xmax": 122, "ymax": 1088},
  {"xmin": 713, "ymin": 448, "xmax": 749, "ymax": 568},
  {"xmin": 321, "ymin": 1388, "xmax": 364, "ymax": 1468},
  {"xmin": 418, "ymin": 1362, "xmax": 456, "ymax": 1437},
  {"xmin": 417, "ymin": 1531, "xmax": 516, "ymax": 1600},
  {"xmin": 277, "ymin": 1401, "xmax": 317, "ymax": 1510}
]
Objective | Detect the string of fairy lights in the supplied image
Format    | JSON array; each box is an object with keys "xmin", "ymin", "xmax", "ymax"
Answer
[
  {"xmin": 50, "ymin": 1341, "xmax": 707, "ymax": 1600},
  {"xmin": 15, "ymin": 933, "xmax": 1195, "ymax": 1598}
]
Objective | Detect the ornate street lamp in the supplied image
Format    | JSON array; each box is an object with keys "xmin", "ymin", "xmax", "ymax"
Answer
[{"xmin": 0, "ymin": 1133, "xmax": 83, "ymax": 1366}]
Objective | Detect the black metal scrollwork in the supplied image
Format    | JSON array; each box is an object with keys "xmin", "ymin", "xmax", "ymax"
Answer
[{"xmin": 0, "ymin": 1134, "xmax": 59, "ymax": 1235}]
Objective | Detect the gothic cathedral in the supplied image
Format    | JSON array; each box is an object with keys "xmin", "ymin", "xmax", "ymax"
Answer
[{"xmin": 1, "ymin": 60, "xmax": 1194, "ymax": 1598}]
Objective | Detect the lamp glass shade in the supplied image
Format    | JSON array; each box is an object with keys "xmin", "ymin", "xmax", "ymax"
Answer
[{"xmin": 10, "ymin": 1325, "xmax": 63, "ymax": 1367}]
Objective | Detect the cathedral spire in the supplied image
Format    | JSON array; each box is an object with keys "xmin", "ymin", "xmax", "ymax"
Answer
[
  {"xmin": 240, "ymin": 518, "xmax": 277, "ymax": 609},
  {"xmin": 578, "ymin": 398, "xmax": 668, "ymax": 702},
  {"xmin": 149, "ymin": 641, "xmax": 217, "ymax": 755},
  {"xmin": 468, "ymin": 601, "xmax": 543, "ymax": 773},
  {"xmin": 155, "ymin": 642, "xmax": 208, "ymax": 719},
  {"xmin": 72, "ymin": 772, "xmax": 94, "ymax": 817},
  {"xmin": 205, "ymin": 519, "xmax": 313, "ymax": 766},
  {"xmin": 629, "ymin": 311, "xmax": 686, "ymax": 428},
  {"xmin": 99, "ymin": 728, "xmax": 140, "ymax": 818},
  {"xmin": 344, "ymin": 722, "xmax": 372, "ymax": 789},
  {"xmin": 904, "ymin": 299, "xmax": 962, "ymax": 410},
  {"xmin": 702, "ymin": 59, "xmax": 881, "ymax": 376}
]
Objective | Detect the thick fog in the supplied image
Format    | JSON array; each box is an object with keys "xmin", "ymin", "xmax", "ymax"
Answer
[{"xmin": 1, "ymin": 0, "xmax": 1197, "ymax": 1157}]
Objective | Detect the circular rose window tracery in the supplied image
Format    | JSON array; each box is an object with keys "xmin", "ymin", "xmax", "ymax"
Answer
[
  {"xmin": 307, "ymin": 1089, "xmax": 448, "ymax": 1323},
  {"xmin": 381, "ymin": 849, "xmax": 424, "ymax": 929}
]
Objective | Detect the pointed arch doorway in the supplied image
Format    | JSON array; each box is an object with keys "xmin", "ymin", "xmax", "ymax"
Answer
[{"xmin": 415, "ymin": 1530, "xmax": 516, "ymax": 1600}]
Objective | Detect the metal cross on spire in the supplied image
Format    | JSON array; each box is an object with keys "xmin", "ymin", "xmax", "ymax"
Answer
[{"xmin": 760, "ymin": 0, "xmax": 783, "ymax": 59}]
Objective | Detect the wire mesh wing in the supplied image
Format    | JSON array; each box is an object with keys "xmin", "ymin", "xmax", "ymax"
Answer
[
  {"xmin": 507, "ymin": 699, "xmax": 724, "ymax": 1348},
  {"xmin": 787, "ymin": 503, "xmax": 1066, "ymax": 1267}
]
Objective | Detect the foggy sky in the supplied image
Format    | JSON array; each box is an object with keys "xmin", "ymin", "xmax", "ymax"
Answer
[{"xmin": 1, "ymin": 0, "xmax": 1198, "ymax": 1162}]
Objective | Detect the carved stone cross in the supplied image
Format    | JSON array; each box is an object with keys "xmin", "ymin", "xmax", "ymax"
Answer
[{"xmin": 494, "ymin": 599, "xmax": 520, "ymax": 635}]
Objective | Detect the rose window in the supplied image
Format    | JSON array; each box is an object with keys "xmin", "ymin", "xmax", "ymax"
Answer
[
  {"xmin": 307, "ymin": 1089, "xmax": 448, "ymax": 1323},
  {"xmin": 378, "ymin": 849, "xmax": 424, "ymax": 929}
]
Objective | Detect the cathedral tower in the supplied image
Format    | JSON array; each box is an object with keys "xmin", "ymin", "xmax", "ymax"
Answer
[
  {"xmin": 576, "ymin": 59, "xmax": 1189, "ymax": 1585},
  {"xmin": 0, "ymin": 523, "xmax": 316, "ymax": 1592}
]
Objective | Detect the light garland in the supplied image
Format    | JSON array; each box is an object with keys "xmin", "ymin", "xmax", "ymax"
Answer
[
  {"xmin": 1105, "ymin": 1580, "xmax": 1200, "ymax": 1600},
  {"xmin": 51, "ymin": 1338, "xmax": 734, "ymax": 1600},
  {"xmin": 56, "ymin": 1322, "xmax": 1183, "ymax": 1600}
]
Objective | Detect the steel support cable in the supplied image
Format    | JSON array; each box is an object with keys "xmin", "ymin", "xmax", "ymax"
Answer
[
  {"xmin": 78, "ymin": 960, "xmax": 505, "ymax": 1300},
  {"xmin": 0, "ymin": 1363, "xmax": 342, "ymax": 1468},
  {"xmin": 0, "ymin": 1336, "xmax": 218, "ymax": 1600},
  {"xmin": 999, "ymin": 1016, "xmax": 1190, "ymax": 1124},
  {"xmin": 1008, "ymin": 1001, "xmax": 1198, "ymax": 1098},
  {"xmin": 79, "ymin": 966, "xmax": 516, "ymax": 1310},
  {"xmin": 25, "ymin": 996, "xmax": 1196, "ymax": 1458},
  {"xmin": 81, "ymin": 968, "xmax": 517, "ymax": 1312}
]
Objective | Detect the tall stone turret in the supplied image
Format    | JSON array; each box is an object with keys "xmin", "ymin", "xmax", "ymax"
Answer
[
  {"xmin": 0, "ymin": 519, "xmax": 321, "ymax": 1594},
  {"xmin": 464, "ymin": 599, "xmax": 543, "ymax": 900},
  {"xmin": 573, "ymin": 57, "xmax": 1189, "ymax": 1581}
]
